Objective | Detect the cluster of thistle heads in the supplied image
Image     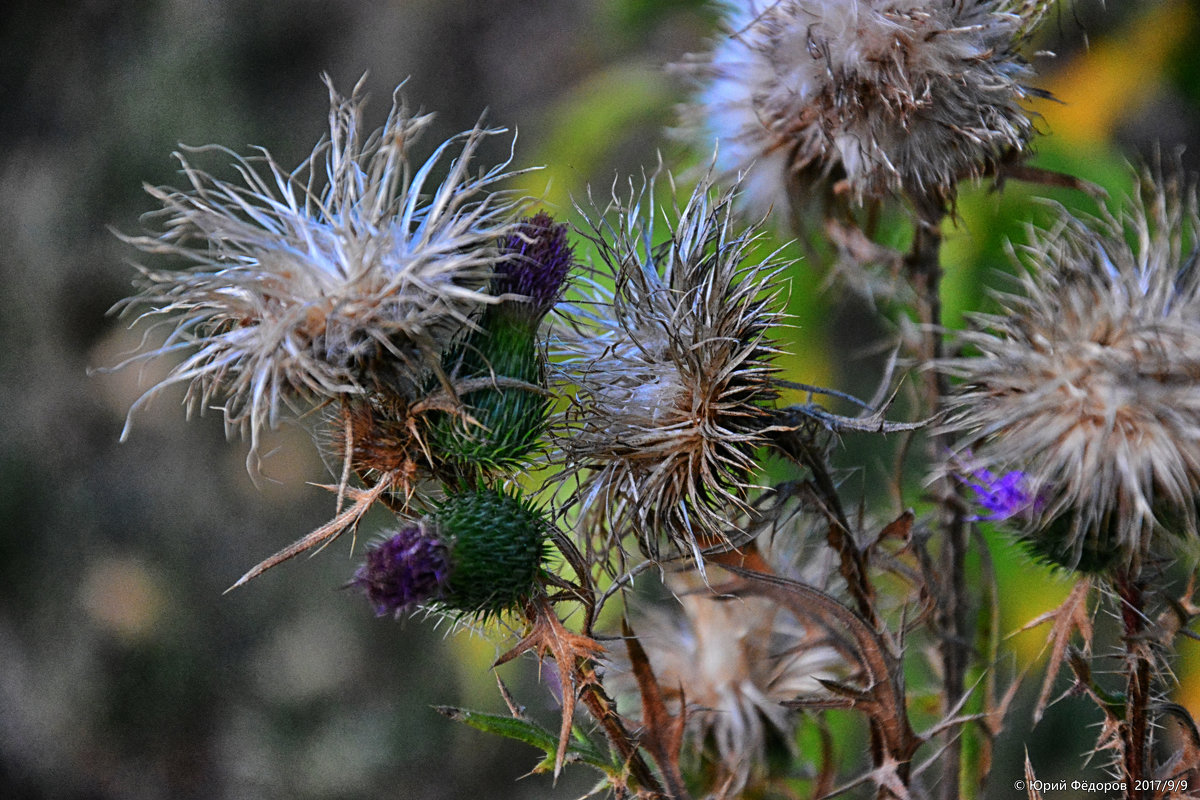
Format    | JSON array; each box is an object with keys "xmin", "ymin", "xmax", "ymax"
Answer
[
  {"xmin": 107, "ymin": 1, "xmax": 1200, "ymax": 793},
  {"xmin": 110, "ymin": 74, "xmax": 805, "ymax": 619}
]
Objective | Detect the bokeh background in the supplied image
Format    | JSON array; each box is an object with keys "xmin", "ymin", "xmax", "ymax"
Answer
[{"xmin": 2, "ymin": 0, "xmax": 1199, "ymax": 798}]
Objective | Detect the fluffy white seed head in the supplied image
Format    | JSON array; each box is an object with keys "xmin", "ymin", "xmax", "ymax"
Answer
[
  {"xmin": 942, "ymin": 165, "xmax": 1200, "ymax": 568},
  {"xmin": 685, "ymin": 0, "xmax": 1051, "ymax": 213},
  {"xmin": 111, "ymin": 77, "xmax": 527, "ymax": 457},
  {"xmin": 606, "ymin": 535, "xmax": 844, "ymax": 794},
  {"xmin": 556, "ymin": 176, "xmax": 787, "ymax": 563}
]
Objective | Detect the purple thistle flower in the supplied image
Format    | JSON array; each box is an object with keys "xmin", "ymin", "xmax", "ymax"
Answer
[
  {"xmin": 353, "ymin": 525, "xmax": 450, "ymax": 616},
  {"xmin": 493, "ymin": 212, "xmax": 573, "ymax": 321},
  {"xmin": 964, "ymin": 468, "xmax": 1041, "ymax": 523}
]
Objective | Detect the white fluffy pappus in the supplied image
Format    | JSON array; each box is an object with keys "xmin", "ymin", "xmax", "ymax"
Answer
[
  {"xmin": 942, "ymin": 164, "xmax": 1200, "ymax": 570},
  {"xmin": 108, "ymin": 76, "xmax": 529, "ymax": 461},
  {"xmin": 604, "ymin": 530, "xmax": 845, "ymax": 796},
  {"xmin": 685, "ymin": 0, "xmax": 1053, "ymax": 213}
]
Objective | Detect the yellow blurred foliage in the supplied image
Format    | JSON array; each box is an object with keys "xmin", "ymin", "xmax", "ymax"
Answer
[{"xmin": 1031, "ymin": 0, "xmax": 1195, "ymax": 146}]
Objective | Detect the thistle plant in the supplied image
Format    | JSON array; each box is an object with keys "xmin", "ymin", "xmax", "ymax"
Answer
[
  {"xmin": 100, "ymin": 11, "xmax": 1200, "ymax": 799},
  {"xmin": 682, "ymin": 0, "xmax": 1054, "ymax": 214},
  {"xmin": 557, "ymin": 177, "xmax": 788, "ymax": 567}
]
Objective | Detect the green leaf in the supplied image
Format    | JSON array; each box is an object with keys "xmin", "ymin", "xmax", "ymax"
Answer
[{"xmin": 434, "ymin": 706, "xmax": 616, "ymax": 774}]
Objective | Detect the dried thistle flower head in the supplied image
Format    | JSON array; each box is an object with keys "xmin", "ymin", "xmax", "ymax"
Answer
[
  {"xmin": 609, "ymin": 554, "xmax": 843, "ymax": 795},
  {"xmin": 684, "ymin": 0, "xmax": 1052, "ymax": 212},
  {"xmin": 109, "ymin": 76, "xmax": 527, "ymax": 458},
  {"xmin": 558, "ymin": 176, "xmax": 786, "ymax": 562},
  {"xmin": 943, "ymin": 164, "xmax": 1200, "ymax": 571}
]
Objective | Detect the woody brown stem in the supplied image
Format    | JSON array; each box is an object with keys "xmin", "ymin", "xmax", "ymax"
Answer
[
  {"xmin": 577, "ymin": 664, "xmax": 677, "ymax": 799},
  {"xmin": 904, "ymin": 197, "xmax": 970, "ymax": 800},
  {"xmin": 765, "ymin": 425, "xmax": 879, "ymax": 627},
  {"xmin": 1115, "ymin": 573, "xmax": 1151, "ymax": 799}
]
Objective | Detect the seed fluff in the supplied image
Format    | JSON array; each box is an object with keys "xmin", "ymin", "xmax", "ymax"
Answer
[
  {"xmin": 942, "ymin": 162, "xmax": 1200, "ymax": 570},
  {"xmin": 108, "ymin": 76, "xmax": 528, "ymax": 463},
  {"xmin": 682, "ymin": 0, "xmax": 1053, "ymax": 214}
]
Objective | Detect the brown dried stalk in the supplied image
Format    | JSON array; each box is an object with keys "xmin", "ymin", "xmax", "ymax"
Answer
[
  {"xmin": 721, "ymin": 566, "xmax": 921, "ymax": 798},
  {"xmin": 903, "ymin": 194, "xmax": 971, "ymax": 800}
]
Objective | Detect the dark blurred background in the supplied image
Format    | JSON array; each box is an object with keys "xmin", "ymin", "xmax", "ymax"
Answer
[{"xmin": 1, "ymin": 1, "xmax": 1198, "ymax": 798}]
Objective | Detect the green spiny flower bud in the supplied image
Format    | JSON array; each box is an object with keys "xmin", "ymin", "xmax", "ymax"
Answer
[
  {"xmin": 432, "ymin": 214, "xmax": 573, "ymax": 471},
  {"xmin": 354, "ymin": 487, "xmax": 550, "ymax": 618},
  {"xmin": 433, "ymin": 487, "xmax": 550, "ymax": 616}
]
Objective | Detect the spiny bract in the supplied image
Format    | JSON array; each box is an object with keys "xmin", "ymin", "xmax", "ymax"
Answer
[{"xmin": 354, "ymin": 487, "xmax": 550, "ymax": 618}]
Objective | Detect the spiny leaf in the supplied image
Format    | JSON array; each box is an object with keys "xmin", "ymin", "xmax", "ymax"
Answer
[
  {"xmin": 433, "ymin": 707, "xmax": 614, "ymax": 774},
  {"xmin": 495, "ymin": 597, "xmax": 606, "ymax": 777}
]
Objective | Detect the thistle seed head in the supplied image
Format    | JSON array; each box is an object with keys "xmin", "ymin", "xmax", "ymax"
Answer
[
  {"xmin": 607, "ymin": 547, "xmax": 843, "ymax": 795},
  {"xmin": 110, "ymin": 76, "xmax": 528, "ymax": 457},
  {"xmin": 943, "ymin": 164, "xmax": 1200, "ymax": 571},
  {"xmin": 558, "ymin": 176, "xmax": 786, "ymax": 561},
  {"xmin": 684, "ymin": 0, "xmax": 1051, "ymax": 212}
]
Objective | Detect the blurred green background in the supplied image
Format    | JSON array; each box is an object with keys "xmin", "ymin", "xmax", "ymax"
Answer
[{"xmin": 1, "ymin": 0, "xmax": 1198, "ymax": 797}]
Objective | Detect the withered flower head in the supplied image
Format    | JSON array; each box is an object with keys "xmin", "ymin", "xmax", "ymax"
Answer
[
  {"xmin": 109, "ymin": 76, "xmax": 526, "ymax": 457},
  {"xmin": 684, "ymin": 0, "xmax": 1052, "ymax": 212},
  {"xmin": 608, "ymin": 549, "xmax": 843, "ymax": 795},
  {"xmin": 558, "ymin": 177, "xmax": 786, "ymax": 561},
  {"xmin": 943, "ymin": 165, "xmax": 1200, "ymax": 571}
]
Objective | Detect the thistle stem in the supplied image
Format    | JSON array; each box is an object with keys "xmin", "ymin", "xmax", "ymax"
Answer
[
  {"xmin": 1115, "ymin": 572, "xmax": 1151, "ymax": 798},
  {"xmin": 903, "ymin": 198, "xmax": 970, "ymax": 800},
  {"xmin": 577, "ymin": 663, "xmax": 677, "ymax": 799}
]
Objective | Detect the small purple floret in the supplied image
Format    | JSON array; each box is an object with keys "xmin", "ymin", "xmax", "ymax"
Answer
[
  {"xmin": 965, "ymin": 468, "xmax": 1042, "ymax": 523},
  {"xmin": 354, "ymin": 525, "xmax": 451, "ymax": 616},
  {"xmin": 495, "ymin": 212, "xmax": 573, "ymax": 320}
]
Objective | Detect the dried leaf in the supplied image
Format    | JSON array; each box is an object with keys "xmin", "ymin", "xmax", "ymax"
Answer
[
  {"xmin": 224, "ymin": 471, "xmax": 396, "ymax": 592},
  {"xmin": 496, "ymin": 597, "xmax": 606, "ymax": 777},
  {"xmin": 1011, "ymin": 578, "xmax": 1093, "ymax": 723},
  {"xmin": 1024, "ymin": 750, "xmax": 1043, "ymax": 800}
]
